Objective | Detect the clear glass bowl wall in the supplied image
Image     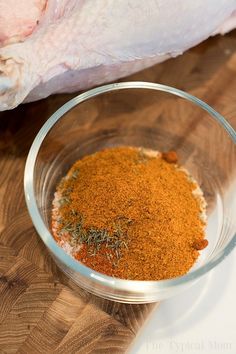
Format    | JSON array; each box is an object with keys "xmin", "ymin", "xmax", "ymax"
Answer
[{"xmin": 24, "ymin": 82, "xmax": 236, "ymax": 303}]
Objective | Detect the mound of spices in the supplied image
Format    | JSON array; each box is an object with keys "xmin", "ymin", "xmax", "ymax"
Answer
[{"xmin": 52, "ymin": 146, "xmax": 208, "ymax": 280}]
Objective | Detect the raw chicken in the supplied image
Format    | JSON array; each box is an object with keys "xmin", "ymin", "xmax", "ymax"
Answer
[
  {"xmin": 0, "ymin": 0, "xmax": 236, "ymax": 111},
  {"xmin": 0, "ymin": 1, "xmax": 47, "ymax": 46}
]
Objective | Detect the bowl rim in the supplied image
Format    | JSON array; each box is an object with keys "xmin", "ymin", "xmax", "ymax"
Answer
[{"xmin": 24, "ymin": 81, "xmax": 236, "ymax": 293}]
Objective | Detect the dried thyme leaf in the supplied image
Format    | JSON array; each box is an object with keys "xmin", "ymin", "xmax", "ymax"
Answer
[
  {"xmin": 121, "ymin": 240, "xmax": 128, "ymax": 249},
  {"xmin": 60, "ymin": 222, "xmax": 74, "ymax": 233},
  {"xmin": 57, "ymin": 210, "xmax": 130, "ymax": 264},
  {"xmin": 70, "ymin": 209, "xmax": 79, "ymax": 217},
  {"xmin": 58, "ymin": 196, "xmax": 70, "ymax": 206},
  {"xmin": 71, "ymin": 169, "xmax": 80, "ymax": 179}
]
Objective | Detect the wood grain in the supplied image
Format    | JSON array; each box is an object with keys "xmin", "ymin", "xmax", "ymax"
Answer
[{"xmin": 0, "ymin": 30, "xmax": 236, "ymax": 353}]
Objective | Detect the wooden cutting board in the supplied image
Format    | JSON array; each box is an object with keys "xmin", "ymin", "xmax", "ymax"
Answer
[{"xmin": 0, "ymin": 30, "xmax": 236, "ymax": 353}]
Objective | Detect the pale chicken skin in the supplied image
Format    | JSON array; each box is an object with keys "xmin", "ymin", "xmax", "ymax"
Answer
[{"xmin": 0, "ymin": 0, "xmax": 236, "ymax": 111}]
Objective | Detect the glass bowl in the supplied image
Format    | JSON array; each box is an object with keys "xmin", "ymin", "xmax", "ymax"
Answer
[{"xmin": 24, "ymin": 82, "xmax": 236, "ymax": 303}]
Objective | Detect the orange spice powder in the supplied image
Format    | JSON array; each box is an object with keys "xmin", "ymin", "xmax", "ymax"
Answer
[{"xmin": 52, "ymin": 146, "xmax": 208, "ymax": 280}]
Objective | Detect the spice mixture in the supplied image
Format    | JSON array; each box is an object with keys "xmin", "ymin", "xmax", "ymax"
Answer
[{"xmin": 52, "ymin": 146, "xmax": 208, "ymax": 280}]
